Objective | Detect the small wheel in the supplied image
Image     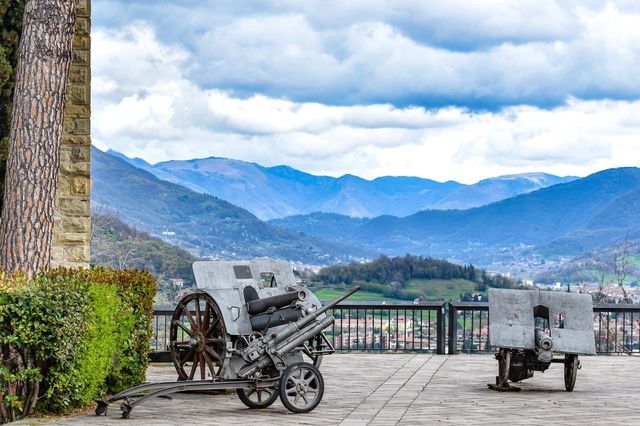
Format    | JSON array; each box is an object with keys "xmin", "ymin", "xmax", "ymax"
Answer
[
  {"xmin": 120, "ymin": 402, "xmax": 132, "ymax": 419},
  {"xmin": 498, "ymin": 348, "xmax": 511, "ymax": 387},
  {"xmin": 279, "ymin": 362, "xmax": 324, "ymax": 413},
  {"xmin": 95, "ymin": 400, "xmax": 108, "ymax": 416},
  {"xmin": 237, "ymin": 387, "xmax": 278, "ymax": 409},
  {"xmin": 564, "ymin": 354, "xmax": 578, "ymax": 391}
]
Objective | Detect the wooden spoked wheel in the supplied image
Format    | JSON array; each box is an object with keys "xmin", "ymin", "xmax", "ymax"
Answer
[
  {"xmin": 237, "ymin": 386, "xmax": 279, "ymax": 409},
  {"xmin": 170, "ymin": 292, "xmax": 227, "ymax": 380}
]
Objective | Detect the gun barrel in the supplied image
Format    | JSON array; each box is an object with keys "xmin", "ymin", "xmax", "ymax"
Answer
[
  {"xmin": 237, "ymin": 316, "xmax": 334, "ymax": 377},
  {"xmin": 272, "ymin": 286, "xmax": 361, "ymax": 343},
  {"xmin": 535, "ymin": 328, "xmax": 553, "ymax": 351},
  {"xmin": 247, "ymin": 290, "xmax": 307, "ymax": 315},
  {"xmin": 237, "ymin": 286, "xmax": 360, "ymax": 378},
  {"xmin": 276, "ymin": 316, "xmax": 334, "ymax": 357},
  {"xmin": 303, "ymin": 285, "xmax": 360, "ymax": 322}
]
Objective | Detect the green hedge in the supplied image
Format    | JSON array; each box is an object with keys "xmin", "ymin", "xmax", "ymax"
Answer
[{"xmin": 0, "ymin": 268, "xmax": 156, "ymax": 423}]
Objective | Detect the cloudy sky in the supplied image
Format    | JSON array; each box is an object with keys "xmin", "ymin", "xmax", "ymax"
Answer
[{"xmin": 91, "ymin": 0, "xmax": 640, "ymax": 183}]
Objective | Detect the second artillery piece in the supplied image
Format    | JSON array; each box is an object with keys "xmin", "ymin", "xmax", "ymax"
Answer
[
  {"xmin": 488, "ymin": 288, "xmax": 596, "ymax": 391},
  {"xmin": 96, "ymin": 260, "xmax": 360, "ymax": 418}
]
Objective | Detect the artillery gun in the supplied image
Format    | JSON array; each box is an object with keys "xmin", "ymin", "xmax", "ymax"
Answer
[
  {"xmin": 96, "ymin": 260, "xmax": 359, "ymax": 418},
  {"xmin": 488, "ymin": 288, "xmax": 596, "ymax": 391}
]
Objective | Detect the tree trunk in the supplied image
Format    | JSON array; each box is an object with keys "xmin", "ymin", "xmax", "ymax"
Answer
[{"xmin": 0, "ymin": 0, "xmax": 79, "ymax": 274}]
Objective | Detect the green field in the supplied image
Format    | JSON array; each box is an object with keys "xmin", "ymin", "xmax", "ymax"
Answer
[
  {"xmin": 312, "ymin": 278, "xmax": 480, "ymax": 302},
  {"xmin": 580, "ymin": 268, "xmax": 639, "ymax": 286},
  {"xmin": 408, "ymin": 278, "xmax": 479, "ymax": 301},
  {"xmin": 312, "ymin": 287, "xmax": 406, "ymax": 303}
]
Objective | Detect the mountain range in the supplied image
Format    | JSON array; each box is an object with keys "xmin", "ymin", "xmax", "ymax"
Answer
[
  {"xmin": 108, "ymin": 150, "xmax": 576, "ymax": 220},
  {"xmin": 270, "ymin": 168, "xmax": 640, "ymax": 264},
  {"xmin": 94, "ymin": 148, "xmax": 640, "ymax": 269},
  {"xmin": 91, "ymin": 147, "xmax": 373, "ymax": 264}
]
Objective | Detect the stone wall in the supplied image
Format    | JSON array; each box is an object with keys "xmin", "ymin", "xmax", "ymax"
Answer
[{"xmin": 51, "ymin": 0, "xmax": 91, "ymax": 268}]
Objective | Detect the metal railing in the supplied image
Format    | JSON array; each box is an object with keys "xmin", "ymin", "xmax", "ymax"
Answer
[
  {"xmin": 592, "ymin": 304, "xmax": 640, "ymax": 354},
  {"xmin": 329, "ymin": 302, "xmax": 446, "ymax": 354},
  {"xmin": 447, "ymin": 302, "xmax": 490, "ymax": 355},
  {"xmin": 151, "ymin": 308, "xmax": 175, "ymax": 362},
  {"xmin": 150, "ymin": 302, "xmax": 446, "ymax": 361},
  {"xmin": 151, "ymin": 301, "xmax": 640, "ymax": 361}
]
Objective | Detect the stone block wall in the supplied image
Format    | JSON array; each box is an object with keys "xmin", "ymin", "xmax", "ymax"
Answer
[{"xmin": 51, "ymin": 0, "xmax": 91, "ymax": 268}]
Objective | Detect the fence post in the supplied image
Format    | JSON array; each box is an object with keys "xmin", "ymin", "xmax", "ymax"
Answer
[
  {"xmin": 448, "ymin": 302, "xmax": 457, "ymax": 354},
  {"xmin": 436, "ymin": 303, "xmax": 445, "ymax": 354}
]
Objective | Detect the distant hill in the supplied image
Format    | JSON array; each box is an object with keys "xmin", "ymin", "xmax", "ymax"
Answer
[
  {"xmin": 109, "ymin": 150, "xmax": 575, "ymax": 220},
  {"xmin": 537, "ymin": 184, "xmax": 640, "ymax": 256},
  {"xmin": 270, "ymin": 212, "xmax": 368, "ymax": 240},
  {"xmin": 311, "ymin": 254, "xmax": 517, "ymax": 301},
  {"xmin": 91, "ymin": 147, "xmax": 373, "ymax": 264},
  {"xmin": 271, "ymin": 168, "xmax": 640, "ymax": 263},
  {"xmin": 432, "ymin": 173, "xmax": 575, "ymax": 210},
  {"xmin": 587, "ymin": 186, "xmax": 640, "ymax": 231},
  {"xmin": 533, "ymin": 238, "xmax": 640, "ymax": 286},
  {"xmin": 91, "ymin": 213, "xmax": 199, "ymax": 286}
]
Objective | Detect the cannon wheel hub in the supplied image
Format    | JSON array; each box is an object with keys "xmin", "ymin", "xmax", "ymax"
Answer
[{"xmin": 194, "ymin": 331, "xmax": 205, "ymax": 352}]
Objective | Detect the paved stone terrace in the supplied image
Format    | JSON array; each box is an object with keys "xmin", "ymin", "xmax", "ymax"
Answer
[{"xmin": 23, "ymin": 354, "xmax": 640, "ymax": 425}]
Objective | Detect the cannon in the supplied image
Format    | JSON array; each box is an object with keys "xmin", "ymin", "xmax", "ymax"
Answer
[
  {"xmin": 96, "ymin": 260, "xmax": 360, "ymax": 418},
  {"xmin": 488, "ymin": 288, "xmax": 595, "ymax": 391}
]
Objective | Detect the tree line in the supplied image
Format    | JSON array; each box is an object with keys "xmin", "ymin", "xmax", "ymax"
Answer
[{"xmin": 315, "ymin": 254, "xmax": 517, "ymax": 290}]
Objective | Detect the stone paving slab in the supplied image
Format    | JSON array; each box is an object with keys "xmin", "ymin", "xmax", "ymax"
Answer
[{"xmin": 18, "ymin": 354, "xmax": 640, "ymax": 425}]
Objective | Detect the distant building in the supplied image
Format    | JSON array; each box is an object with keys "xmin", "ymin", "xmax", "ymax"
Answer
[{"xmin": 169, "ymin": 278, "xmax": 184, "ymax": 287}]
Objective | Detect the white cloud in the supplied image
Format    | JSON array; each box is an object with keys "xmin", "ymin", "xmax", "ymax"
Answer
[
  {"xmin": 95, "ymin": 0, "xmax": 580, "ymax": 49},
  {"xmin": 91, "ymin": 3, "xmax": 640, "ymax": 184},
  {"xmin": 92, "ymin": 25, "xmax": 640, "ymax": 184},
  {"xmin": 93, "ymin": 1, "xmax": 640, "ymax": 108}
]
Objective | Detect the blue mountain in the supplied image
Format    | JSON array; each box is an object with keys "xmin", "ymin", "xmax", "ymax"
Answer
[
  {"xmin": 108, "ymin": 150, "xmax": 575, "ymax": 220},
  {"xmin": 271, "ymin": 168, "xmax": 640, "ymax": 263},
  {"xmin": 92, "ymin": 147, "xmax": 374, "ymax": 264}
]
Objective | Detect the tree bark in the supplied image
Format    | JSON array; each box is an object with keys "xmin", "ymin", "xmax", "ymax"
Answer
[{"xmin": 0, "ymin": 0, "xmax": 79, "ymax": 274}]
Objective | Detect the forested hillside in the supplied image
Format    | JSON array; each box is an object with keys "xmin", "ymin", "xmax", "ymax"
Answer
[
  {"xmin": 312, "ymin": 255, "xmax": 517, "ymax": 301},
  {"xmin": 274, "ymin": 168, "xmax": 640, "ymax": 263},
  {"xmin": 92, "ymin": 147, "xmax": 374, "ymax": 264},
  {"xmin": 91, "ymin": 213, "xmax": 198, "ymax": 286}
]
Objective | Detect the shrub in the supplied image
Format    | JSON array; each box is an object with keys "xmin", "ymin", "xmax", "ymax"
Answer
[
  {"xmin": 50, "ymin": 283, "xmax": 128, "ymax": 409},
  {"xmin": 0, "ymin": 268, "xmax": 156, "ymax": 423},
  {"xmin": 0, "ymin": 273, "xmax": 89, "ymax": 419},
  {"xmin": 74, "ymin": 268, "xmax": 156, "ymax": 392}
]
